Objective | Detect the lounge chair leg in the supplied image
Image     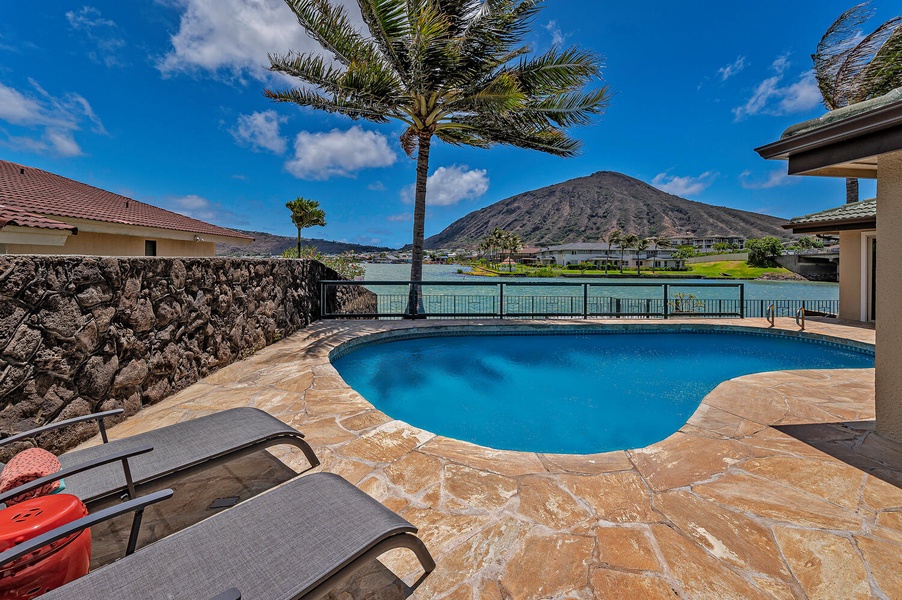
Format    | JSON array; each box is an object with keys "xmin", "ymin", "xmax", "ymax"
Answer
[
  {"xmin": 290, "ymin": 438, "xmax": 321, "ymax": 470},
  {"xmin": 300, "ymin": 533, "xmax": 435, "ymax": 600},
  {"xmin": 396, "ymin": 532, "xmax": 436, "ymax": 573}
]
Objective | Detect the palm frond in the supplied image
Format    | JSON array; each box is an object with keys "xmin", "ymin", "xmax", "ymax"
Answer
[
  {"xmin": 263, "ymin": 87, "xmax": 395, "ymax": 122},
  {"xmin": 511, "ymin": 47, "xmax": 604, "ymax": 95},
  {"xmin": 835, "ymin": 16, "xmax": 902, "ymax": 105},
  {"xmin": 268, "ymin": 51, "xmax": 404, "ymax": 110},
  {"xmin": 850, "ymin": 18, "xmax": 902, "ymax": 101},
  {"xmin": 283, "ymin": 0, "xmax": 381, "ymax": 67},
  {"xmin": 357, "ymin": 0, "xmax": 412, "ymax": 79},
  {"xmin": 813, "ymin": 2, "xmax": 873, "ymax": 108},
  {"xmin": 524, "ymin": 87, "xmax": 611, "ymax": 127}
]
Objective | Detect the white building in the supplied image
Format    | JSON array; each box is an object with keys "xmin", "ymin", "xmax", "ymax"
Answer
[
  {"xmin": 536, "ymin": 243, "xmax": 684, "ymax": 269},
  {"xmin": 668, "ymin": 235, "xmax": 746, "ymax": 251}
]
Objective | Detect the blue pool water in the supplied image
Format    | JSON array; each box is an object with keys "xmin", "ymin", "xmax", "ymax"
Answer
[{"xmin": 332, "ymin": 331, "xmax": 874, "ymax": 454}]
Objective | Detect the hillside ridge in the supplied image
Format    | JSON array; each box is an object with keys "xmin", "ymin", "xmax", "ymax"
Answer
[
  {"xmin": 217, "ymin": 230, "xmax": 394, "ymax": 256},
  {"xmin": 425, "ymin": 171, "xmax": 793, "ymax": 249}
]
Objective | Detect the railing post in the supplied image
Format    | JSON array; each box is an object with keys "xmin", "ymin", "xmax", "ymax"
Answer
[
  {"xmin": 739, "ymin": 284, "xmax": 745, "ymax": 318},
  {"xmin": 499, "ymin": 283, "xmax": 504, "ymax": 319},
  {"xmin": 320, "ymin": 282, "xmax": 326, "ymax": 319},
  {"xmin": 583, "ymin": 284, "xmax": 589, "ymax": 319},
  {"xmin": 663, "ymin": 284, "xmax": 669, "ymax": 319}
]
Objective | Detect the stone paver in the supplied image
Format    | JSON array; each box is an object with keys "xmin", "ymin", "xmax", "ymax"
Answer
[{"xmin": 82, "ymin": 317, "xmax": 902, "ymax": 599}]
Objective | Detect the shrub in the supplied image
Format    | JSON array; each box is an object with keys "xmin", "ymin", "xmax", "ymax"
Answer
[{"xmin": 746, "ymin": 237, "xmax": 784, "ymax": 267}]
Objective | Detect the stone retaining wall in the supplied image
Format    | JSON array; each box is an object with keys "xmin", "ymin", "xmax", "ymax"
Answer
[{"xmin": 0, "ymin": 256, "xmax": 373, "ymax": 455}]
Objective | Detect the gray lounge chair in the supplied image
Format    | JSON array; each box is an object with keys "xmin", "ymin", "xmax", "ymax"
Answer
[
  {"xmin": 0, "ymin": 472, "xmax": 436, "ymax": 600},
  {"xmin": 0, "ymin": 407, "xmax": 320, "ymax": 504}
]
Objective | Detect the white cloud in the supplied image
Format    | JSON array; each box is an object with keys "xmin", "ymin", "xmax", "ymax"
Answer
[
  {"xmin": 717, "ymin": 56, "xmax": 746, "ymax": 81},
  {"xmin": 229, "ymin": 110, "xmax": 287, "ymax": 154},
  {"xmin": 732, "ymin": 54, "xmax": 821, "ymax": 120},
  {"xmin": 402, "ymin": 165, "xmax": 490, "ymax": 207},
  {"xmin": 545, "ymin": 20, "xmax": 568, "ymax": 46},
  {"xmin": 368, "ymin": 181, "xmax": 387, "ymax": 192},
  {"xmin": 0, "ymin": 79, "xmax": 105, "ymax": 157},
  {"xmin": 285, "ymin": 126, "xmax": 396, "ymax": 180},
  {"xmin": 739, "ymin": 169, "xmax": 799, "ymax": 190},
  {"xmin": 66, "ymin": 6, "xmax": 126, "ymax": 67},
  {"xmin": 157, "ymin": 0, "xmax": 361, "ymax": 82},
  {"xmin": 387, "ymin": 213, "xmax": 411, "ymax": 222},
  {"xmin": 652, "ymin": 171, "xmax": 718, "ymax": 197},
  {"xmin": 161, "ymin": 194, "xmax": 247, "ymax": 225}
]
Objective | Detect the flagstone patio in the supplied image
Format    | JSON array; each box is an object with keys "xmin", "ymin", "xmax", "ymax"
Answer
[{"xmin": 81, "ymin": 317, "xmax": 902, "ymax": 599}]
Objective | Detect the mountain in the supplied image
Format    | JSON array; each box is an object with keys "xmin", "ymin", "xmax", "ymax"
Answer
[
  {"xmin": 216, "ymin": 230, "xmax": 395, "ymax": 257},
  {"xmin": 424, "ymin": 171, "xmax": 794, "ymax": 249}
]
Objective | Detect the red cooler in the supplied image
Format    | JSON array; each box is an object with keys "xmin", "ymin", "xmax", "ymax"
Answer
[{"xmin": 0, "ymin": 494, "xmax": 91, "ymax": 600}]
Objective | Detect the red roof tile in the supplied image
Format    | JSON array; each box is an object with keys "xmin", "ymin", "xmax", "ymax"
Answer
[
  {"xmin": 0, "ymin": 160, "xmax": 252, "ymax": 241},
  {"xmin": 0, "ymin": 204, "xmax": 77, "ymax": 231}
]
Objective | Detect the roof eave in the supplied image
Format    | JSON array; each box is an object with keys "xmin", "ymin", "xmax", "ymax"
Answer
[
  {"xmin": 786, "ymin": 217, "xmax": 877, "ymax": 235},
  {"xmin": 755, "ymin": 99, "xmax": 902, "ymax": 177}
]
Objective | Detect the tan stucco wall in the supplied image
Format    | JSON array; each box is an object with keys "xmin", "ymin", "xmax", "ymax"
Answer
[
  {"xmin": 876, "ymin": 150, "xmax": 902, "ymax": 442},
  {"xmin": 838, "ymin": 231, "xmax": 864, "ymax": 321},
  {"xmin": 6, "ymin": 231, "xmax": 216, "ymax": 257}
]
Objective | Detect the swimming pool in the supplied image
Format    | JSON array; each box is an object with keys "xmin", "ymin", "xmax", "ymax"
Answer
[{"xmin": 331, "ymin": 329, "xmax": 874, "ymax": 454}]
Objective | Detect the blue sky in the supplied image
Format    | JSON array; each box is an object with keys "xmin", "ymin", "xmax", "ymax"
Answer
[{"xmin": 0, "ymin": 1, "xmax": 891, "ymax": 248}]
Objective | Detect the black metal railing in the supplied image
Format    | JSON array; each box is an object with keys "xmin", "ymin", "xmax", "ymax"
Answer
[{"xmin": 319, "ymin": 281, "xmax": 799, "ymax": 320}]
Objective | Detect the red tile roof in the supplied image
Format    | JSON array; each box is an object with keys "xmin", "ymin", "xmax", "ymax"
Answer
[
  {"xmin": 0, "ymin": 204, "xmax": 77, "ymax": 231},
  {"xmin": 0, "ymin": 160, "xmax": 252, "ymax": 241}
]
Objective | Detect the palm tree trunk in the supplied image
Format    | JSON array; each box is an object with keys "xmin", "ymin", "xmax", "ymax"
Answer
[
  {"xmin": 846, "ymin": 178, "xmax": 859, "ymax": 204},
  {"xmin": 408, "ymin": 133, "xmax": 431, "ymax": 318},
  {"xmin": 296, "ymin": 227, "xmax": 302, "ymax": 257}
]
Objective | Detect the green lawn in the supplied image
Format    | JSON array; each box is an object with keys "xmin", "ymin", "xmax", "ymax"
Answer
[
  {"xmin": 685, "ymin": 261, "xmax": 791, "ymax": 278},
  {"xmin": 473, "ymin": 260, "xmax": 793, "ymax": 279}
]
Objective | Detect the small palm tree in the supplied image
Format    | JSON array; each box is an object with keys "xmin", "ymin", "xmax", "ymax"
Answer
[
  {"xmin": 813, "ymin": 2, "xmax": 902, "ymax": 203},
  {"xmin": 505, "ymin": 232, "xmax": 523, "ymax": 272},
  {"xmin": 285, "ymin": 197, "xmax": 326, "ymax": 257},
  {"xmin": 620, "ymin": 233, "xmax": 638, "ymax": 274},
  {"xmin": 607, "ymin": 229, "xmax": 622, "ymax": 274},
  {"xmin": 266, "ymin": 0, "xmax": 609, "ymax": 315},
  {"xmin": 635, "ymin": 238, "xmax": 650, "ymax": 276}
]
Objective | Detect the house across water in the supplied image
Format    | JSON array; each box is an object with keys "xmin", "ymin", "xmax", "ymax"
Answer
[{"xmin": 536, "ymin": 243, "xmax": 685, "ymax": 269}]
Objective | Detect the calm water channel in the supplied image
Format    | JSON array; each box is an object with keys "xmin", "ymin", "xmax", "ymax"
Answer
[{"xmin": 362, "ymin": 263, "xmax": 839, "ymax": 301}]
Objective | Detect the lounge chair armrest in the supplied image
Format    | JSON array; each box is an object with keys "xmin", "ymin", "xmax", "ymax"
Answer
[
  {"xmin": 0, "ymin": 444, "xmax": 153, "ymax": 507},
  {"xmin": 0, "ymin": 488, "xmax": 173, "ymax": 568},
  {"xmin": 0, "ymin": 409, "xmax": 125, "ymax": 449},
  {"xmin": 211, "ymin": 589, "xmax": 242, "ymax": 600}
]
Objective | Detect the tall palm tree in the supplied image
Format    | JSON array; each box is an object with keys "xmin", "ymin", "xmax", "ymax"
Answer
[
  {"xmin": 607, "ymin": 229, "xmax": 622, "ymax": 274},
  {"xmin": 285, "ymin": 197, "xmax": 327, "ymax": 257},
  {"xmin": 477, "ymin": 239, "xmax": 490, "ymax": 263},
  {"xmin": 504, "ymin": 231, "xmax": 523, "ymax": 272},
  {"xmin": 620, "ymin": 233, "xmax": 638, "ymax": 274},
  {"xmin": 487, "ymin": 227, "xmax": 506, "ymax": 268},
  {"xmin": 266, "ymin": 0, "xmax": 609, "ymax": 316},
  {"xmin": 635, "ymin": 238, "xmax": 649, "ymax": 276},
  {"xmin": 813, "ymin": 2, "xmax": 902, "ymax": 203}
]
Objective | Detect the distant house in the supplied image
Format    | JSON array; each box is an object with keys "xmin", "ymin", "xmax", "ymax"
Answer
[
  {"xmin": 513, "ymin": 246, "xmax": 540, "ymax": 265},
  {"xmin": 669, "ymin": 235, "xmax": 746, "ymax": 251},
  {"xmin": 536, "ymin": 243, "xmax": 684, "ymax": 269},
  {"xmin": 0, "ymin": 160, "xmax": 252, "ymax": 256}
]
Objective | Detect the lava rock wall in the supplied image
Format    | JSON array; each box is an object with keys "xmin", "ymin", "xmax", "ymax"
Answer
[{"xmin": 0, "ymin": 256, "xmax": 372, "ymax": 456}]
